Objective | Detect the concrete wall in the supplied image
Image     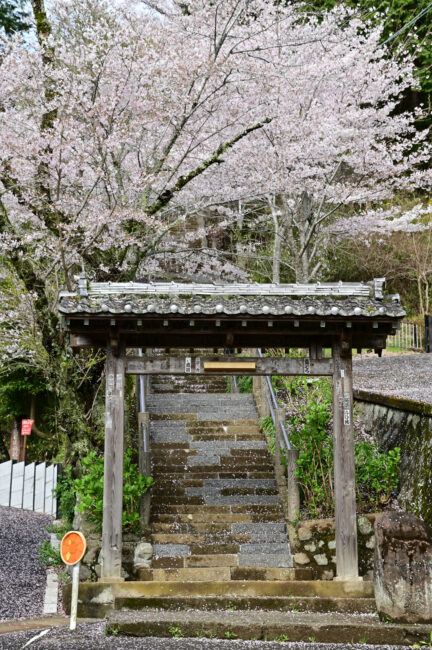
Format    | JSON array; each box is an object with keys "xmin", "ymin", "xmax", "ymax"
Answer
[{"xmin": 354, "ymin": 389, "xmax": 432, "ymax": 528}]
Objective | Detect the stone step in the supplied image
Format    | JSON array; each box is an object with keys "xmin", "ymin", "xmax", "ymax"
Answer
[
  {"xmin": 152, "ymin": 465, "xmax": 275, "ymax": 474},
  {"xmin": 106, "ymin": 607, "xmax": 431, "ymax": 645},
  {"xmin": 151, "ymin": 512, "xmax": 285, "ymax": 523},
  {"xmin": 151, "ymin": 533, "xmax": 252, "ymax": 545},
  {"xmin": 152, "ymin": 457, "xmax": 272, "ymax": 467},
  {"xmin": 152, "ymin": 471, "xmax": 276, "ymax": 480},
  {"xmin": 75, "ymin": 579, "xmax": 374, "ymax": 601},
  {"xmin": 140, "ymin": 567, "xmax": 233, "ymax": 582},
  {"xmin": 151, "ymin": 504, "xmax": 284, "ymax": 515},
  {"xmin": 152, "ymin": 554, "xmax": 239, "ymax": 569},
  {"xmin": 186, "ymin": 424, "xmax": 260, "ymax": 433},
  {"xmin": 152, "ymin": 522, "xmax": 286, "ymax": 534},
  {"xmin": 113, "ymin": 594, "xmax": 375, "ymax": 614}
]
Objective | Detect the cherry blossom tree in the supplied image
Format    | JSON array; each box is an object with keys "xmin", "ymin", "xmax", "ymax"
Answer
[
  {"xmin": 0, "ymin": 0, "xmax": 430, "ymax": 457},
  {"xmin": 196, "ymin": 8, "xmax": 432, "ymax": 282},
  {"xmin": 0, "ymin": 0, "xmax": 296, "ymax": 455}
]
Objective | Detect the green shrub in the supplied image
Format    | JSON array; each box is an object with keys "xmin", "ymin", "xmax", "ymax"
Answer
[
  {"xmin": 54, "ymin": 469, "xmax": 76, "ymax": 526},
  {"xmin": 236, "ymin": 375, "xmax": 253, "ymax": 393},
  {"xmin": 74, "ymin": 449, "xmax": 153, "ymax": 532},
  {"xmin": 288, "ymin": 384, "xmax": 401, "ymax": 517},
  {"xmin": 260, "ymin": 415, "xmax": 276, "ymax": 454},
  {"xmin": 38, "ymin": 540, "xmax": 63, "ymax": 568},
  {"xmin": 55, "ymin": 449, "xmax": 153, "ymax": 532},
  {"xmin": 290, "ymin": 401, "xmax": 334, "ymax": 517},
  {"xmin": 355, "ymin": 443, "xmax": 401, "ymax": 507}
]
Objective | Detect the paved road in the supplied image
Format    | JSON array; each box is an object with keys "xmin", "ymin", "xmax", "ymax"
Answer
[{"xmin": 353, "ymin": 353, "xmax": 432, "ymax": 404}]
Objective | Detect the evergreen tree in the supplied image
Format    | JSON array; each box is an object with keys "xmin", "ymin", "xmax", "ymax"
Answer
[{"xmin": 0, "ymin": 0, "xmax": 30, "ymax": 35}]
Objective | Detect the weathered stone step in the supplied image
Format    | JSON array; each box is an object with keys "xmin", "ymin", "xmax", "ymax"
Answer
[
  {"xmin": 152, "ymin": 471, "xmax": 276, "ymax": 480},
  {"xmin": 152, "ymin": 456, "xmax": 272, "ymax": 467},
  {"xmin": 152, "ymin": 554, "xmax": 239, "ymax": 569},
  {"xmin": 186, "ymin": 424, "xmax": 260, "ymax": 433},
  {"xmin": 188, "ymin": 434, "xmax": 263, "ymax": 441},
  {"xmin": 114, "ymin": 594, "xmax": 375, "ymax": 614},
  {"xmin": 152, "ymin": 522, "xmax": 286, "ymax": 535},
  {"xmin": 151, "ymin": 504, "xmax": 284, "ymax": 515},
  {"xmin": 65, "ymin": 579, "xmax": 374, "ymax": 619},
  {"xmin": 139, "ymin": 567, "xmax": 233, "ymax": 582},
  {"xmin": 152, "ymin": 512, "xmax": 284, "ymax": 524},
  {"xmin": 152, "ymin": 464, "xmax": 275, "ymax": 474},
  {"xmin": 153, "ymin": 477, "xmax": 277, "ymax": 488},
  {"xmin": 151, "ymin": 533, "xmax": 251, "ymax": 545},
  {"xmin": 106, "ymin": 607, "xmax": 430, "ymax": 645}
]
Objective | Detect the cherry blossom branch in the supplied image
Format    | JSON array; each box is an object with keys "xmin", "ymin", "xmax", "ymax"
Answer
[{"xmin": 147, "ymin": 117, "xmax": 272, "ymax": 215}]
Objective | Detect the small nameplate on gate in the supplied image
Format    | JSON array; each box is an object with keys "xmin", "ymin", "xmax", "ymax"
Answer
[
  {"xmin": 304, "ymin": 358, "xmax": 310, "ymax": 374},
  {"xmin": 195, "ymin": 357, "xmax": 201, "ymax": 373},
  {"xmin": 343, "ymin": 395, "xmax": 350, "ymax": 410},
  {"xmin": 185, "ymin": 357, "xmax": 192, "ymax": 373},
  {"xmin": 344, "ymin": 410, "xmax": 351, "ymax": 425},
  {"xmin": 203, "ymin": 362, "xmax": 256, "ymax": 371}
]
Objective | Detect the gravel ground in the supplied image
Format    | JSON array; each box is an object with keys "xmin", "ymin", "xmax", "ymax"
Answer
[
  {"xmin": 0, "ymin": 622, "xmax": 410, "ymax": 650},
  {"xmin": 0, "ymin": 507, "xmax": 53, "ymax": 623},
  {"xmin": 353, "ymin": 353, "xmax": 432, "ymax": 404}
]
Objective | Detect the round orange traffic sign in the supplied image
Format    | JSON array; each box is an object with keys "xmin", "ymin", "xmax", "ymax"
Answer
[{"xmin": 60, "ymin": 531, "xmax": 87, "ymax": 566}]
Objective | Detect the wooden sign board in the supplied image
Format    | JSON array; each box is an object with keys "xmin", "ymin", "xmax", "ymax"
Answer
[
  {"xmin": 61, "ymin": 531, "xmax": 87, "ymax": 566},
  {"xmin": 203, "ymin": 361, "xmax": 256, "ymax": 371}
]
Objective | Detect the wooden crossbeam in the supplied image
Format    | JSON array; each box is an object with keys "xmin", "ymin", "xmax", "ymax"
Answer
[{"xmin": 125, "ymin": 356, "xmax": 334, "ymax": 376}]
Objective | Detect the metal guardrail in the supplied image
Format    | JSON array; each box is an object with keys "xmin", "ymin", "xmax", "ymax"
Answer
[
  {"xmin": 138, "ymin": 349, "xmax": 148, "ymax": 452},
  {"xmin": 257, "ymin": 349, "xmax": 291, "ymax": 450}
]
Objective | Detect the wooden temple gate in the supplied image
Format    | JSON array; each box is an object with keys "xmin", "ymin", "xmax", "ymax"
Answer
[{"xmin": 59, "ymin": 277, "xmax": 404, "ymax": 583}]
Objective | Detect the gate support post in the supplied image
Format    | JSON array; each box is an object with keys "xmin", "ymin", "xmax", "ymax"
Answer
[
  {"xmin": 332, "ymin": 340, "xmax": 360, "ymax": 581},
  {"xmin": 101, "ymin": 342, "xmax": 125, "ymax": 581}
]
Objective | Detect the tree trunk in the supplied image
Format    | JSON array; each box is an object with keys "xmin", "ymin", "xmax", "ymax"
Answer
[{"xmin": 272, "ymin": 219, "xmax": 282, "ymax": 284}]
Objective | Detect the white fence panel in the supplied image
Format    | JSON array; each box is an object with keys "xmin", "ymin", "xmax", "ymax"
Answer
[
  {"xmin": 10, "ymin": 462, "xmax": 25, "ymax": 508},
  {"xmin": 23, "ymin": 462, "xmax": 35, "ymax": 511},
  {"xmin": 0, "ymin": 461, "xmax": 13, "ymax": 507},
  {"xmin": 34, "ymin": 462, "xmax": 46, "ymax": 513},
  {"xmin": 44, "ymin": 464, "xmax": 55, "ymax": 516},
  {"xmin": 0, "ymin": 460, "xmax": 59, "ymax": 515}
]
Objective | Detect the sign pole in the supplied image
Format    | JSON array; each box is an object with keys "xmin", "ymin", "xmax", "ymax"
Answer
[
  {"xmin": 60, "ymin": 530, "xmax": 87, "ymax": 632},
  {"xmin": 70, "ymin": 562, "xmax": 80, "ymax": 631}
]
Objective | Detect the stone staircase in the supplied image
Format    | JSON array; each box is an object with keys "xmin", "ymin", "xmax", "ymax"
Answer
[
  {"xmin": 99, "ymin": 370, "xmax": 383, "ymax": 641},
  {"xmin": 141, "ymin": 374, "xmax": 295, "ymax": 581},
  {"xmin": 67, "ymin": 365, "xmax": 432, "ymax": 643}
]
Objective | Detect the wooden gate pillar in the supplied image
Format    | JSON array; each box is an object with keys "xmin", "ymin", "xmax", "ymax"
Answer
[
  {"xmin": 101, "ymin": 342, "xmax": 125, "ymax": 581},
  {"xmin": 332, "ymin": 340, "xmax": 360, "ymax": 580}
]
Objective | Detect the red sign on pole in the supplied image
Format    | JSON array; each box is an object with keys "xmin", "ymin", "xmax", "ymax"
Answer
[{"xmin": 21, "ymin": 419, "xmax": 34, "ymax": 436}]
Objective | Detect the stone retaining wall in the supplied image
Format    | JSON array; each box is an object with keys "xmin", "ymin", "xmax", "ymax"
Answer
[
  {"xmin": 292, "ymin": 514, "xmax": 377, "ymax": 580},
  {"xmin": 354, "ymin": 389, "xmax": 432, "ymax": 528}
]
